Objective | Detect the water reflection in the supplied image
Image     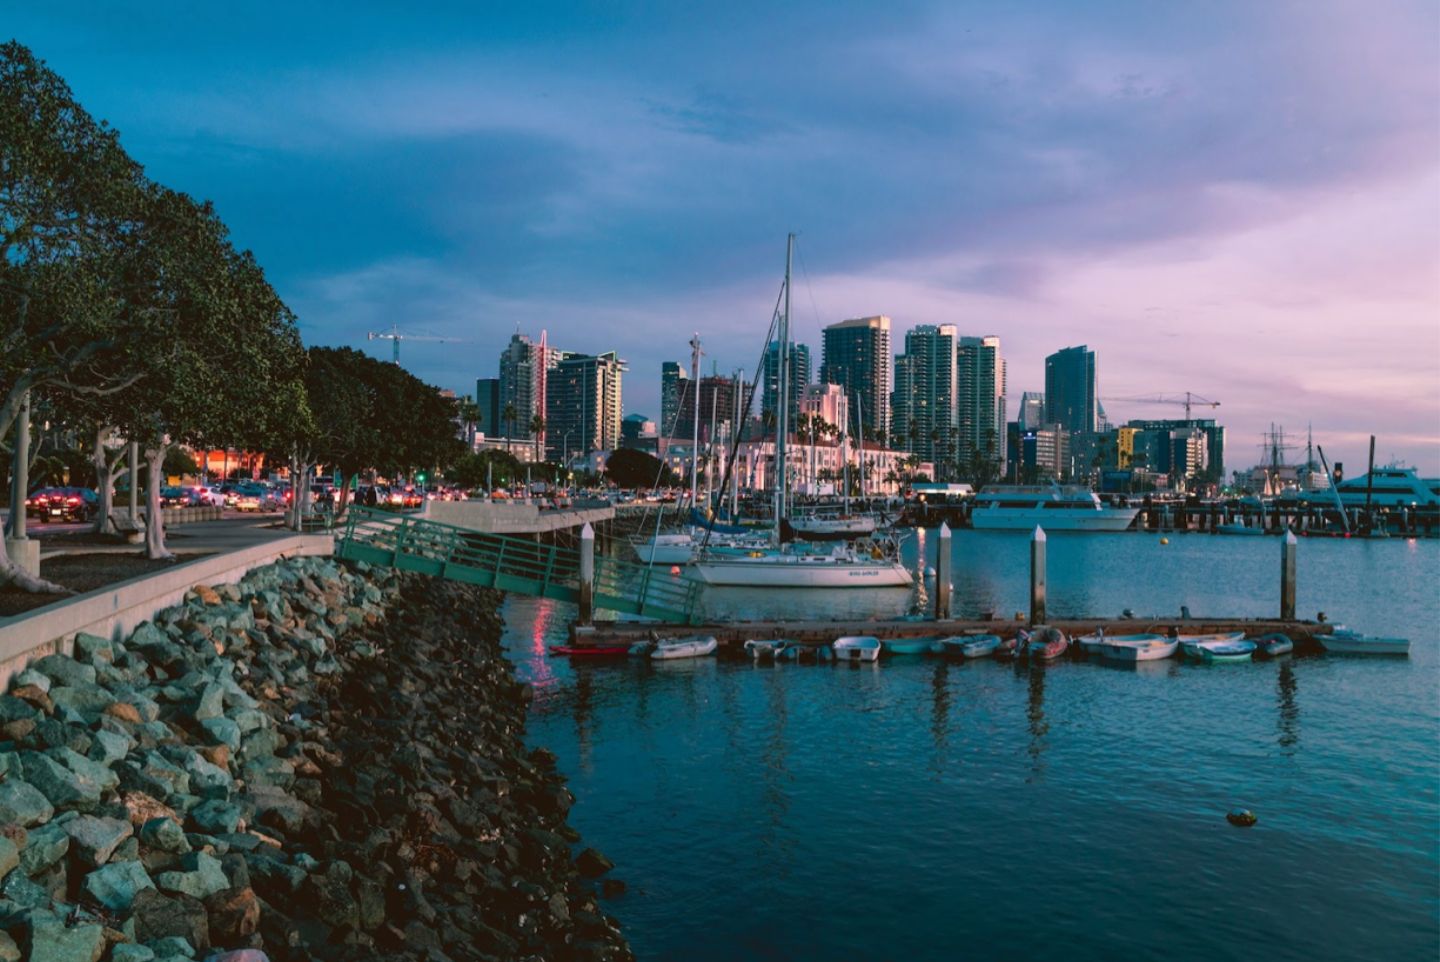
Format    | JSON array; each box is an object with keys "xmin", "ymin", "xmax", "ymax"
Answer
[
  {"xmin": 572, "ymin": 665, "xmax": 595, "ymax": 772},
  {"xmin": 1025, "ymin": 664, "xmax": 1048, "ymax": 780},
  {"xmin": 1276, "ymin": 659, "xmax": 1300, "ymax": 753},
  {"xmin": 929, "ymin": 661, "xmax": 951, "ymax": 777},
  {"xmin": 758, "ymin": 668, "xmax": 794, "ymax": 875}
]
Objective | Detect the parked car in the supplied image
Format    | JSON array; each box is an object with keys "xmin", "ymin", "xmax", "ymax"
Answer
[
  {"xmin": 25, "ymin": 486, "xmax": 99, "ymax": 523},
  {"xmin": 233, "ymin": 483, "xmax": 279, "ymax": 512},
  {"xmin": 192, "ymin": 485, "xmax": 226, "ymax": 506},
  {"xmin": 161, "ymin": 486, "xmax": 206, "ymax": 509}
]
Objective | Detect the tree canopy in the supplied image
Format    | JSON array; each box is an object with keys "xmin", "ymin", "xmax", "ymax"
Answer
[{"xmin": 605, "ymin": 448, "xmax": 674, "ymax": 489}]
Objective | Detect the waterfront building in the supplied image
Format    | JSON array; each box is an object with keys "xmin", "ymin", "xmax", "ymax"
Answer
[
  {"xmin": 498, "ymin": 333, "xmax": 561, "ymax": 441},
  {"xmin": 957, "ymin": 335, "xmax": 1007, "ymax": 474},
  {"xmin": 821, "ymin": 316, "xmax": 891, "ymax": 442},
  {"xmin": 1121, "ymin": 418, "xmax": 1225, "ymax": 481},
  {"xmin": 1018, "ymin": 391, "xmax": 1046, "ymax": 431},
  {"xmin": 731, "ymin": 437, "xmax": 912, "ymax": 497},
  {"xmin": 762, "ymin": 341, "xmax": 812, "ymax": 431},
  {"xmin": 474, "ymin": 377, "xmax": 501, "ymax": 437},
  {"xmin": 1044, "ymin": 345, "xmax": 1097, "ymax": 434},
  {"xmin": 799, "ymin": 383, "xmax": 849, "ymax": 437},
  {"xmin": 891, "ymin": 324, "xmax": 958, "ymax": 471},
  {"xmin": 1014, "ymin": 423, "xmax": 1070, "ymax": 482},
  {"xmin": 660, "ymin": 361, "xmax": 688, "ymax": 438},
  {"xmin": 676, "ymin": 374, "xmax": 747, "ymax": 442},
  {"xmin": 544, "ymin": 351, "xmax": 626, "ymax": 461}
]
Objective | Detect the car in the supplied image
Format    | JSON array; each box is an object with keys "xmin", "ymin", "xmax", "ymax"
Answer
[
  {"xmin": 233, "ymin": 483, "xmax": 279, "ymax": 512},
  {"xmin": 192, "ymin": 485, "xmax": 226, "ymax": 507},
  {"xmin": 160, "ymin": 486, "xmax": 207, "ymax": 509},
  {"xmin": 25, "ymin": 486, "xmax": 99, "ymax": 523}
]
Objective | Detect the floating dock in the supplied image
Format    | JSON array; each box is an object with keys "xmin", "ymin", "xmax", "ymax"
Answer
[{"xmin": 571, "ymin": 617, "xmax": 1335, "ymax": 648}]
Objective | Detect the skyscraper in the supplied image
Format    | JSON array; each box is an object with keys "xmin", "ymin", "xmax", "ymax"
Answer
[
  {"xmin": 677, "ymin": 375, "xmax": 747, "ymax": 442},
  {"xmin": 474, "ymin": 377, "xmax": 501, "ymax": 437},
  {"xmin": 957, "ymin": 335, "xmax": 1006, "ymax": 470},
  {"xmin": 1044, "ymin": 345, "xmax": 1097, "ymax": 435},
  {"xmin": 660, "ymin": 361, "xmax": 688, "ymax": 437},
  {"xmin": 820, "ymin": 316, "xmax": 891, "ymax": 441},
  {"xmin": 1018, "ymin": 391, "xmax": 1045, "ymax": 431},
  {"xmin": 762, "ymin": 341, "xmax": 811, "ymax": 433},
  {"xmin": 890, "ymin": 324, "xmax": 957, "ymax": 466},
  {"xmin": 544, "ymin": 351, "xmax": 626, "ymax": 461},
  {"xmin": 498, "ymin": 332, "xmax": 561, "ymax": 439}
]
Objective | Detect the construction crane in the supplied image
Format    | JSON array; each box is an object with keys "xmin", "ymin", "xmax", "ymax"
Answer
[
  {"xmin": 1099, "ymin": 392, "xmax": 1220, "ymax": 420},
  {"xmin": 366, "ymin": 324, "xmax": 469, "ymax": 365}
]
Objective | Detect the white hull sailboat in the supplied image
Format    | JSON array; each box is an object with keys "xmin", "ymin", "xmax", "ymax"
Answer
[{"xmin": 689, "ymin": 234, "xmax": 912, "ymax": 591}]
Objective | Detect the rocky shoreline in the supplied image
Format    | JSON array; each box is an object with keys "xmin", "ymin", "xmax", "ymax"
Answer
[{"xmin": 0, "ymin": 556, "xmax": 631, "ymax": 962}]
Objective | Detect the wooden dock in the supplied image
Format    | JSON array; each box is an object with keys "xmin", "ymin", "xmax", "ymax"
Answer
[{"xmin": 571, "ymin": 617, "xmax": 1336, "ymax": 648}]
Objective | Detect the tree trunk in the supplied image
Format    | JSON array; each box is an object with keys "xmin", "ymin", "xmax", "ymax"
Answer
[
  {"xmin": 91, "ymin": 425, "xmax": 119, "ymax": 536},
  {"xmin": 298, "ymin": 461, "xmax": 313, "ymax": 524},
  {"xmin": 144, "ymin": 443, "xmax": 173, "ymax": 560},
  {"xmin": 335, "ymin": 470, "xmax": 354, "ymax": 518}
]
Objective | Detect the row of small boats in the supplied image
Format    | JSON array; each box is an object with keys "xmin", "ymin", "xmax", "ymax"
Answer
[{"xmin": 549, "ymin": 625, "xmax": 1409, "ymax": 663}]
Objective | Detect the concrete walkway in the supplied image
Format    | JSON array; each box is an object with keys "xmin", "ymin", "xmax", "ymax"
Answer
[{"xmin": 34, "ymin": 516, "xmax": 299, "ymax": 560}]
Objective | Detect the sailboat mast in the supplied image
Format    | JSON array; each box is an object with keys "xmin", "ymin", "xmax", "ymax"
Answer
[
  {"xmin": 689, "ymin": 333, "xmax": 702, "ymax": 509},
  {"xmin": 774, "ymin": 234, "xmax": 793, "ymax": 533},
  {"xmin": 731, "ymin": 369, "xmax": 741, "ymax": 518}
]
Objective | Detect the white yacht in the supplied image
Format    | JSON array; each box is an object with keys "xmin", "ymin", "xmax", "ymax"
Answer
[
  {"xmin": 1321, "ymin": 466, "xmax": 1439, "ymax": 508},
  {"xmin": 970, "ymin": 484, "xmax": 1140, "ymax": 532}
]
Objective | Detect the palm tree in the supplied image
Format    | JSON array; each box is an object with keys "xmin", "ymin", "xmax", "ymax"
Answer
[
  {"xmin": 529, "ymin": 414, "xmax": 545, "ymax": 464},
  {"xmin": 456, "ymin": 399, "xmax": 480, "ymax": 449},
  {"xmin": 501, "ymin": 402, "xmax": 517, "ymax": 454}
]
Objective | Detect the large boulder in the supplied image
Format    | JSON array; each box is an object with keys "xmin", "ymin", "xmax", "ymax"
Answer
[
  {"xmin": 155, "ymin": 851, "xmax": 229, "ymax": 900},
  {"xmin": 129, "ymin": 888, "xmax": 209, "ymax": 951},
  {"xmin": 63, "ymin": 814, "xmax": 135, "ymax": 868},
  {"xmin": 82, "ymin": 859, "xmax": 156, "ymax": 911},
  {"xmin": 29, "ymin": 654, "xmax": 97, "ymax": 689},
  {"xmin": 26, "ymin": 909, "xmax": 105, "ymax": 962},
  {"xmin": 0, "ymin": 778, "xmax": 54, "ymax": 827}
]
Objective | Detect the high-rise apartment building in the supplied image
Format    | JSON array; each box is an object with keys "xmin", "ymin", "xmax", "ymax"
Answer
[
  {"xmin": 544, "ymin": 351, "xmax": 626, "ymax": 461},
  {"xmin": 1044, "ymin": 345, "xmax": 1097, "ymax": 435},
  {"xmin": 820, "ymin": 316, "xmax": 891, "ymax": 440},
  {"xmin": 676, "ymin": 375, "xmax": 747, "ymax": 442},
  {"xmin": 660, "ymin": 361, "xmax": 688, "ymax": 437},
  {"xmin": 474, "ymin": 378, "xmax": 501, "ymax": 437},
  {"xmin": 957, "ymin": 335, "xmax": 1006, "ymax": 469},
  {"xmin": 890, "ymin": 324, "xmax": 957, "ymax": 467},
  {"xmin": 761, "ymin": 341, "xmax": 812, "ymax": 432},
  {"xmin": 498, "ymin": 333, "xmax": 561, "ymax": 439}
]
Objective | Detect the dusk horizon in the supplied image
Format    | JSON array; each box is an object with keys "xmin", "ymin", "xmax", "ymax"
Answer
[{"xmin": 11, "ymin": 1, "xmax": 1438, "ymax": 475}]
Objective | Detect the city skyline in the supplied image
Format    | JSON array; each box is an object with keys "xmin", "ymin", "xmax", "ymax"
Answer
[{"xmin": 11, "ymin": 1, "xmax": 1437, "ymax": 473}]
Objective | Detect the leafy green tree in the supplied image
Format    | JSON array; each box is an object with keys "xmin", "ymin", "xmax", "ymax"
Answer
[{"xmin": 605, "ymin": 447, "xmax": 675, "ymax": 489}]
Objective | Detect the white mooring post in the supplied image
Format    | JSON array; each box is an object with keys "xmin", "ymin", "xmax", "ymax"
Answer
[
  {"xmin": 934, "ymin": 522, "xmax": 952, "ymax": 620},
  {"xmin": 578, "ymin": 522, "xmax": 595, "ymax": 625},
  {"xmin": 1030, "ymin": 525, "xmax": 1047, "ymax": 626},
  {"xmin": 1280, "ymin": 529, "xmax": 1297, "ymax": 621}
]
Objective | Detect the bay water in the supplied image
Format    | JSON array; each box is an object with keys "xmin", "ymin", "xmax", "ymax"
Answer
[{"xmin": 505, "ymin": 530, "xmax": 1439, "ymax": 961}]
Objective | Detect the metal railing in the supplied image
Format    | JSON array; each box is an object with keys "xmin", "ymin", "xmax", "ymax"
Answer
[{"xmin": 336, "ymin": 507, "xmax": 700, "ymax": 622}]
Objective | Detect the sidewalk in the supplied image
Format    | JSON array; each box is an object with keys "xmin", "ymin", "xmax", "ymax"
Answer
[{"xmin": 33, "ymin": 516, "xmax": 297, "ymax": 559}]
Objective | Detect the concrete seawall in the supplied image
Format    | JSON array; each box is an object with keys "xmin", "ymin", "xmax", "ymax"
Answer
[{"xmin": 0, "ymin": 534, "xmax": 333, "ymax": 689}]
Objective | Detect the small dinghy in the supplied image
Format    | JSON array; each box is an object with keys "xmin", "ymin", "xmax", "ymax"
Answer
[
  {"xmin": 651, "ymin": 636, "xmax": 719, "ymax": 660},
  {"xmin": 548, "ymin": 645, "xmax": 631, "ymax": 658},
  {"xmin": 833, "ymin": 636, "xmax": 881, "ymax": 662},
  {"xmin": 995, "ymin": 634, "xmax": 1023, "ymax": 659},
  {"xmin": 882, "ymin": 636, "xmax": 936, "ymax": 656},
  {"xmin": 743, "ymin": 639, "xmax": 791, "ymax": 660},
  {"xmin": 932, "ymin": 635, "xmax": 1002, "ymax": 659},
  {"xmin": 1251, "ymin": 633, "xmax": 1294, "ymax": 657},
  {"xmin": 1101, "ymin": 635, "xmax": 1180, "ymax": 662},
  {"xmin": 1025, "ymin": 626, "xmax": 1068, "ymax": 661},
  {"xmin": 1319, "ymin": 628, "xmax": 1410, "ymax": 656},
  {"xmin": 1183, "ymin": 639, "xmax": 1257, "ymax": 663},
  {"xmin": 1075, "ymin": 631, "xmax": 1163, "ymax": 658},
  {"xmin": 780, "ymin": 643, "xmax": 831, "ymax": 662}
]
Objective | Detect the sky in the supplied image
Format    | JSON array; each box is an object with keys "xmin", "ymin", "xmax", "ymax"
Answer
[{"xmin": 10, "ymin": 1, "xmax": 1439, "ymax": 474}]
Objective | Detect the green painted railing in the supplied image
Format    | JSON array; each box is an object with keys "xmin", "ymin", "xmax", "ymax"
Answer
[{"xmin": 335, "ymin": 507, "xmax": 701, "ymax": 623}]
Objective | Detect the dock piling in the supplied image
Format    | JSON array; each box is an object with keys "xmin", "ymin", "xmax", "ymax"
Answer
[
  {"xmin": 1280, "ymin": 529, "xmax": 1297, "ymax": 621},
  {"xmin": 579, "ymin": 522, "xmax": 595, "ymax": 625},
  {"xmin": 1030, "ymin": 525, "xmax": 1047, "ymax": 626},
  {"xmin": 935, "ymin": 522, "xmax": 952, "ymax": 620}
]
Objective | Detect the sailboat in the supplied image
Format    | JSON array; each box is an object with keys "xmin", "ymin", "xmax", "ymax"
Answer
[{"xmin": 689, "ymin": 235, "xmax": 913, "ymax": 589}]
